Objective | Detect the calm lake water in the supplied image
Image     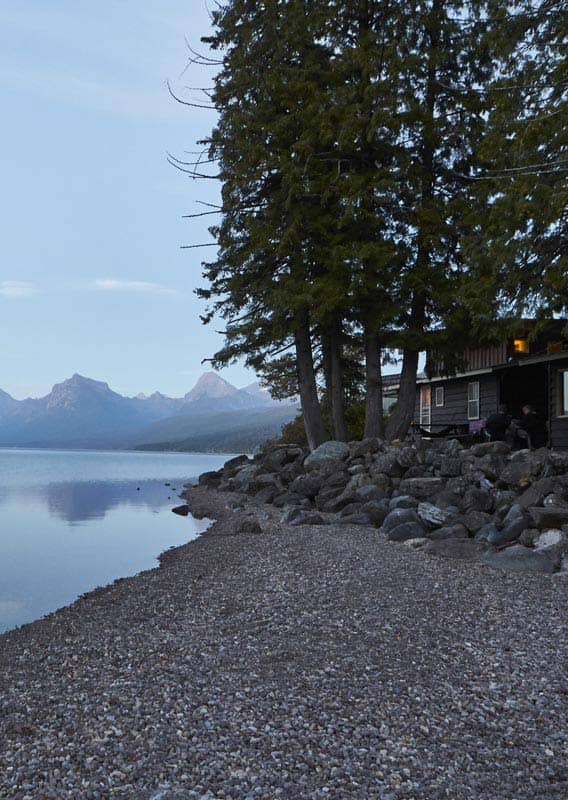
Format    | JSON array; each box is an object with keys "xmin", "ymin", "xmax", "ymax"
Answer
[{"xmin": 0, "ymin": 449, "xmax": 231, "ymax": 633}]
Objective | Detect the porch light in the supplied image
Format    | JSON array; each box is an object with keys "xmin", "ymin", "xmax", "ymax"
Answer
[{"xmin": 513, "ymin": 338, "xmax": 529, "ymax": 354}]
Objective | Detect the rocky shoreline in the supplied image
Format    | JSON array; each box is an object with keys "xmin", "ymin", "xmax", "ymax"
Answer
[
  {"xmin": 193, "ymin": 437, "xmax": 568, "ymax": 575},
  {"xmin": 0, "ymin": 440, "xmax": 567, "ymax": 799}
]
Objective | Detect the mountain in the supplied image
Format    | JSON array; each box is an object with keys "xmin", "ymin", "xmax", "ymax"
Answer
[
  {"xmin": 0, "ymin": 372, "xmax": 296, "ymax": 450},
  {"xmin": 0, "ymin": 389, "xmax": 18, "ymax": 417}
]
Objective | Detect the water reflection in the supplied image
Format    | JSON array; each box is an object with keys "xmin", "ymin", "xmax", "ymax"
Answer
[
  {"xmin": 29, "ymin": 478, "xmax": 182, "ymax": 524},
  {"xmin": 0, "ymin": 450, "xmax": 227, "ymax": 633}
]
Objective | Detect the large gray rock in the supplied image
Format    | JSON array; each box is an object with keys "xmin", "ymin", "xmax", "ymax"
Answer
[
  {"xmin": 534, "ymin": 529, "xmax": 567, "ymax": 551},
  {"xmin": 462, "ymin": 487, "xmax": 493, "ymax": 513},
  {"xmin": 475, "ymin": 454, "xmax": 507, "ymax": 481},
  {"xmin": 372, "ymin": 452, "xmax": 405, "ymax": 478},
  {"xmin": 528, "ymin": 506, "xmax": 568, "ymax": 529},
  {"xmin": 290, "ymin": 473, "xmax": 326, "ymax": 499},
  {"xmin": 439, "ymin": 456, "xmax": 462, "ymax": 478},
  {"xmin": 487, "ymin": 512, "xmax": 531, "ymax": 546},
  {"xmin": 475, "ymin": 522, "xmax": 500, "ymax": 542},
  {"xmin": 198, "ymin": 469, "xmax": 222, "ymax": 488},
  {"xmin": 417, "ymin": 502, "xmax": 455, "ymax": 529},
  {"xmin": 461, "ymin": 510, "xmax": 491, "ymax": 534},
  {"xmin": 232, "ymin": 465, "xmax": 259, "ymax": 492},
  {"xmin": 387, "ymin": 521, "xmax": 427, "ymax": 542},
  {"xmin": 389, "ymin": 495, "xmax": 418, "ymax": 510},
  {"xmin": 361, "ymin": 499, "xmax": 390, "ymax": 526},
  {"xmin": 304, "ymin": 441, "xmax": 350, "ymax": 470},
  {"xmin": 482, "ymin": 545, "xmax": 559, "ymax": 574},
  {"xmin": 471, "ymin": 441, "xmax": 511, "ymax": 457},
  {"xmin": 382, "ymin": 507, "xmax": 420, "ymax": 532},
  {"xmin": 223, "ymin": 454, "xmax": 251, "ymax": 476},
  {"xmin": 355, "ymin": 484, "xmax": 386, "ymax": 503},
  {"xmin": 427, "ymin": 523, "xmax": 469, "ymax": 541},
  {"xmin": 398, "ymin": 477, "xmax": 443, "ymax": 500},
  {"xmin": 349, "ymin": 437, "xmax": 382, "ymax": 458}
]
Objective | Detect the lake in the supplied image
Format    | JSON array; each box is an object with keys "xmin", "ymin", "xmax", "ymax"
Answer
[{"xmin": 0, "ymin": 448, "xmax": 231, "ymax": 633}]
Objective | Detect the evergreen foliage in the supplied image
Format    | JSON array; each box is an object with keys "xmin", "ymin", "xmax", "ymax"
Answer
[{"xmin": 188, "ymin": 0, "xmax": 564, "ymax": 447}]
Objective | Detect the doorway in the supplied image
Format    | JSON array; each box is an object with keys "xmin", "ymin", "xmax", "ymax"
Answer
[{"xmin": 499, "ymin": 364, "xmax": 549, "ymax": 422}]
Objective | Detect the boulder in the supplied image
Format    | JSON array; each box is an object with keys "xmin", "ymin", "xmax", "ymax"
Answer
[
  {"xmin": 398, "ymin": 477, "xmax": 444, "ymax": 500},
  {"xmin": 482, "ymin": 545, "xmax": 559, "ymax": 574},
  {"xmin": 387, "ymin": 521, "xmax": 428, "ymax": 542},
  {"xmin": 372, "ymin": 452, "xmax": 405, "ymax": 478},
  {"xmin": 232, "ymin": 465, "xmax": 260, "ymax": 492},
  {"xmin": 222, "ymin": 454, "xmax": 251, "ymax": 476},
  {"xmin": 304, "ymin": 441, "xmax": 350, "ymax": 470},
  {"xmin": 290, "ymin": 473, "xmax": 326, "ymax": 499},
  {"xmin": 470, "ymin": 441, "xmax": 511, "ymax": 457},
  {"xmin": 543, "ymin": 493, "xmax": 568, "ymax": 507},
  {"xmin": 354, "ymin": 484, "xmax": 386, "ymax": 503},
  {"xmin": 254, "ymin": 487, "xmax": 278, "ymax": 504},
  {"xmin": 534, "ymin": 529, "xmax": 566, "ymax": 550},
  {"xmin": 198, "ymin": 470, "xmax": 222, "ymax": 488},
  {"xmin": 549, "ymin": 451, "xmax": 568, "ymax": 473},
  {"xmin": 499, "ymin": 459, "xmax": 536, "ymax": 489},
  {"xmin": 382, "ymin": 507, "xmax": 421, "ymax": 532},
  {"xmin": 439, "ymin": 456, "xmax": 462, "ymax": 478},
  {"xmin": 171, "ymin": 504, "xmax": 190, "ymax": 516},
  {"xmin": 321, "ymin": 491, "xmax": 358, "ymax": 514},
  {"xmin": 475, "ymin": 454, "xmax": 507, "ymax": 482},
  {"xmin": 349, "ymin": 437, "xmax": 382, "ymax": 458},
  {"xmin": 389, "ymin": 495, "xmax": 418, "ymax": 510},
  {"xmin": 487, "ymin": 513, "xmax": 531, "ymax": 546},
  {"xmin": 417, "ymin": 502, "xmax": 455, "ymax": 529},
  {"xmin": 262, "ymin": 445, "xmax": 304, "ymax": 472},
  {"xmin": 528, "ymin": 506, "xmax": 568, "ymax": 530},
  {"xmin": 348, "ymin": 463, "xmax": 367, "ymax": 476},
  {"xmin": 427, "ymin": 523, "xmax": 469, "ymax": 541},
  {"xmin": 475, "ymin": 522, "xmax": 500, "ymax": 542},
  {"xmin": 345, "ymin": 473, "xmax": 373, "ymax": 494},
  {"xmin": 369, "ymin": 472, "xmax": 391, "ymax": 492},
  {"xmin": 462, "ymin": 487, "xmax": 493, "ymax": 513},
  {"xmin": 460, "ymin": 510, "xmax": 491, "ymax": 534},
  {"xmin": 360, "ymin": 499, "xmax": 390, "ymax": 526}
]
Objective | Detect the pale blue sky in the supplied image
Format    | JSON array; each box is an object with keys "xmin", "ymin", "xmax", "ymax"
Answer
[{"xmin": 0, "ymin": 0, "xmax": 255, "ymax": 399}]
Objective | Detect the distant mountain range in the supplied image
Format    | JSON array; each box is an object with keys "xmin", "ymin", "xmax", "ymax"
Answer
[{"xmin": 0, "ymin": 372, "xmax": 298, "ymax": 451}]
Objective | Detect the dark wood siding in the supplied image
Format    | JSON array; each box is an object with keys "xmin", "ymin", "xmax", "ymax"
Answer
[
  {"xmin": 415, "ymin": 374, "xmax": 499, "ymax": 428},
  {"xmin": 465, "ymin": 344, "xmax": 508, "ymax": 371},
  {"xmin": 550, "ymin": 359, "xmax": 568, "ymax": 449}
]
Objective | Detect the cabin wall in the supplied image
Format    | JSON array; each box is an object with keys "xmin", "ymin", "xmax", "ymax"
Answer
[
  {"xmin": 414, "ymin": 374, "xmax": 499, "ymax": 429},
  {"xmin": 550, "ymin": 359, "xmax": 568, "ymax": 449}
]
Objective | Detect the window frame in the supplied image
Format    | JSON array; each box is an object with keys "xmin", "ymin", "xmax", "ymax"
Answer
[
  {"xmin": 435, "ymin": 386, "xmax": 444, "ymax": 408},
  {"xmin": 558, "ymin": 369, "xmax": 568, "ymax": 418},
  {"xmin": 420, "ymin": 385, "xmax": 431, "ymax": 429},
  {"xmin": 467, "ymin": 381, "xmax": 480, "ymax": 420}
]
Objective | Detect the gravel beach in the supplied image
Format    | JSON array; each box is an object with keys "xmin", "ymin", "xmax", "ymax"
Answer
[{"xmin": 1, "ymin": 485, "xmax": 567, "ymax": 800}]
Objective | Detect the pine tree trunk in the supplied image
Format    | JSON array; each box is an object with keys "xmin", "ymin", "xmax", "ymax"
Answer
[
  {"xmin": 364, "ymin": 328, "xmax": 384, "ymax": 439},
  {"xmin": 294, "ymin": 313, "xmax": 326, "ymax": 451},
  {"xmin": 385, "ymin": 347, "xmax": 419, "ymax": 442},
  {"xmin": 320, "ymin": 332, "xmax": 334, "ymax": 424},
  {"xmin": 328, "ymin": 322, "xmax": 349, "ymax": 442}
]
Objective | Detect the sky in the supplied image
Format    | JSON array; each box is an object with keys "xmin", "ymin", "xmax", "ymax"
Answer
[{"xmin": 0, "ymin": 0, "xmax": 256, "ymax": 399}]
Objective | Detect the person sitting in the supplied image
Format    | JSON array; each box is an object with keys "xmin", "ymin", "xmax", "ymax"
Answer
[
  {"xmin": 486, "ymin": 404, "xmax": 511, "ymax": 442},
  {"xmin": 516, "ymin": 404, "xmax": 548, "ymax": 449}
]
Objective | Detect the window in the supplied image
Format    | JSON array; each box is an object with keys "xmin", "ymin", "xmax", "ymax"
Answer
[
  {"xmin": 468, "ymin": 381, "xmax": 480, "ymax": 420},
  {"xmin": 420, "ymin": 386, "xmax": 431, "ymax": 428},
  {"xmin": 559, "ymin": 370, "xmax": 568, "ymax": 417},
  {"xmin": 435, "ymin": 386, "xmax": 444, "ymax": 407},
  {"xmin": 513, "ymin": 338, "xmax": 529, "ymax": 354}
]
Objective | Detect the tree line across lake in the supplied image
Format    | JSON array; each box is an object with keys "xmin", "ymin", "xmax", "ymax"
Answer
[{"xmin": 177, "ymin": 0, "xmax": 566, "ymax": 450}]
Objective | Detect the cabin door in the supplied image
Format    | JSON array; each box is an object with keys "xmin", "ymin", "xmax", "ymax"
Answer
[{"xmin": 420, "ymin": 386, "xmax": 431, "ymax": 429}]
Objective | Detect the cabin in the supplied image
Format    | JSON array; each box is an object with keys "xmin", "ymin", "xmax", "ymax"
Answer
[{"xmin": 413, "ymin": 322, "xmax": 568, "ymax": 449}]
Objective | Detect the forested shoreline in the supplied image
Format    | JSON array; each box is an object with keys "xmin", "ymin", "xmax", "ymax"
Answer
[{"xmin": 176, "ymin": 0, "xmax": 566, "ymax": 449}]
